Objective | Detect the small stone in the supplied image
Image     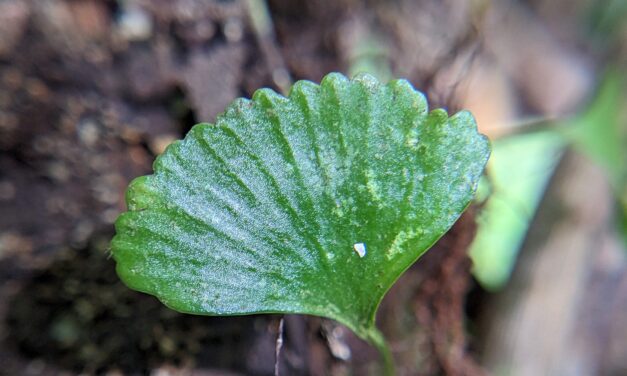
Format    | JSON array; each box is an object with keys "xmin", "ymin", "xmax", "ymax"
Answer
[
  {"xmin": 117, "ymin": 6, "xmax": 153, "ymax": 41},
  {"xmin": 78, "ymin": 119, "xmax": 100, "ymax": 147}
]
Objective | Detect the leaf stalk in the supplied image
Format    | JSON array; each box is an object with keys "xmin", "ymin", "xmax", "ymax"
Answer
[{"xmin": 364, "ymin": 326, "xmax": 395, "ymax": 376}]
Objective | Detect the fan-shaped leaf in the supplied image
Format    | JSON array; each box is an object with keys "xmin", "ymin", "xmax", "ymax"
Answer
[{"xmin": 111, "ymin": 73, "xmax": 489, "ymax": 365}]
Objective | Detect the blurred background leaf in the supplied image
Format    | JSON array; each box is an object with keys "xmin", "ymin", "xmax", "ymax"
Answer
[{"xmin": 470, "ymin": 130, "xmax": 564, "ymax": 290}]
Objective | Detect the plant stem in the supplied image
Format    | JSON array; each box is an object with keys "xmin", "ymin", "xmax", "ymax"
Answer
[
  {"xmin": 244, "ymin": 0, "xmax": 292, "ymax": 95},
  {"xmin": 365, "ymin": 326, "xmax": 395, "ymax": 376}
]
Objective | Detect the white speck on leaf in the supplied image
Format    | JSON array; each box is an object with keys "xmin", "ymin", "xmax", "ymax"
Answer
[{"xmin": 353, "ymin": 243, "xmax": 366, "ymax": 258}]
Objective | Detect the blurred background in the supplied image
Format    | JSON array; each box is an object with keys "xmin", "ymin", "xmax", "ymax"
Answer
[{"xmin": 0, "ymin": 0, "xmax": 626, "ymax": 375}]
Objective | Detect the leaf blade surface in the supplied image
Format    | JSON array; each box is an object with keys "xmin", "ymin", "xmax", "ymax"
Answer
[{"xmin": 112, "ymin": 73, "xmax": 490, "ymax": 335}]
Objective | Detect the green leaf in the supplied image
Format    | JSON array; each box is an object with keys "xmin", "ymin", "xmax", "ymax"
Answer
[
  {"xmin": 566, "ymin": 69, "xmax": 626, "ymax": 190},
  {"xmin": 470, "ymin": 130, "xmax": 565, "ymax": 290},
  {"xmin": 111, "ymin": 73, "xmax": 489, "ymax": 368}
]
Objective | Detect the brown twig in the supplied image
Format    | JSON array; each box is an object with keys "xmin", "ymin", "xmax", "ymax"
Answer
[
  {"xmin": 274, "ymin": 316, "xmax": 285, "ymax": 376},
  {"xmin": 244, "ymin": 0, "xmax": 292, "ymax": 95}
]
